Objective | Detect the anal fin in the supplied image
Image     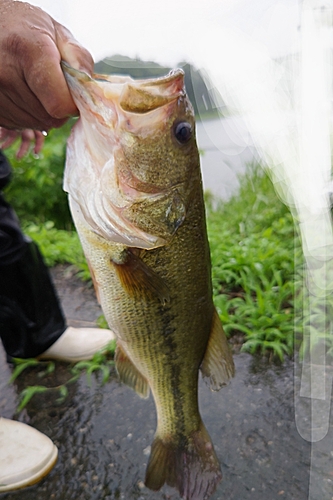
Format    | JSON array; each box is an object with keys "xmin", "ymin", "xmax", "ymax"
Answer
[
  {"xmin": 115, "ymin": 342, "xmax": 150, "ymax": 398},
  {"xmin": 112, "ymin": 249, "xmax": 170, "ymax": 305},
  {"xmin": 200, "ymin": 308, "xmax": 235, "ymax": 390}
]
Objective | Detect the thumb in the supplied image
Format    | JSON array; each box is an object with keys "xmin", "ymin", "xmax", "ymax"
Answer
[{"xmin": 54, "ymin": 22, "xmax": 94, "ymax": 75}]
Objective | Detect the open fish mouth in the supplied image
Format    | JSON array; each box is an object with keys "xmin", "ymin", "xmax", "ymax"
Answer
[{"xmin": 62, "ymin": 61, "xmax": 185, "ymax": 117}]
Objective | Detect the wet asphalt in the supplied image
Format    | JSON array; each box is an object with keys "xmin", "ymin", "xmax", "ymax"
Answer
[{"xmin": 0, "ymin": 265, "xmax": 332, "ymax": 500}]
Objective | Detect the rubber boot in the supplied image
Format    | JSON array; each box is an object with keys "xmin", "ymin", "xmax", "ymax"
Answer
[{"xmin": 0, "ymin": 417, "xmax": 58, "ymax": 492}]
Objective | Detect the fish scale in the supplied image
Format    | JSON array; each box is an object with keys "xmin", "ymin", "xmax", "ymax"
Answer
[{"xmin": 63, "ymin": 62, "xmax": 235, "ymax": 500}]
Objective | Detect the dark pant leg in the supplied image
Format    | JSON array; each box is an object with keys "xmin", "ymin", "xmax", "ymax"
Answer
[{"xmin": 0, "ymin": 192, "xmax": 66, "ymax": 358}]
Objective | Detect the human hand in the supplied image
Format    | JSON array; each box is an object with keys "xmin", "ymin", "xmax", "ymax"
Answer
[
  {"xmin": 0, "ymin": 0, "xmax": 94, "ymax": 131},
  {"xmin": 0, "ymin": 127, "xmax": 45, "ymax": 159}
]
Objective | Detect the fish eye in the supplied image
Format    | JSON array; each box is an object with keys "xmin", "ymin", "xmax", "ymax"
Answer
[{"xmin": 173, "ymin": 122, "xmax": 192, "ymax": 144}]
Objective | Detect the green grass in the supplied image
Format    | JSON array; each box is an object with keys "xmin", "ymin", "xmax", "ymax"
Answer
[
  {"xmin": 4, "ymin": 123, "xmax": 73, "ymax": 229},
  {"xmin": 17, "ymin": 162, "xmax": 304, "ymax": 360},
  {"xmin": 10, "ymin": 342, "xmax": 116, "ymax": 412},
  {"xmin": 207, "ymin": 164, "xmax": 303, "ymax": 360},
  {"xmin": 7, "ymin": 159, "xmax": 327, "ymax": 412},
  {"xmin": 22, "ymin": 220, "xmax": 91, "ymax": 281},
  {"xmin": 3, "ymin": 125, "xmax": 314, "ymax": 360}
]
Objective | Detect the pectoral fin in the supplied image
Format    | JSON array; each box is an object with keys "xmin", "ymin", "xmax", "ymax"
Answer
[
  {"xmin": 200, "ymin": 308, "xmax": 235, "ymax": 390},
  {"xmin": 112, "ymin": 249, "xmax": 170, "ymax": 305},
  {"xmin": 115, "ymin": 342, "xmax": 150, "ymax": 398}
]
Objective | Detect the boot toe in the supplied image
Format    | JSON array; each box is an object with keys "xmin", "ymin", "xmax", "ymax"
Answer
[
  {"xmin": 39, "ymin": 326, "xmax": 116, "ymax": 362},
  {"xmin": 0, "ymin": 418, "xmax": 58, "ymax": 492}
]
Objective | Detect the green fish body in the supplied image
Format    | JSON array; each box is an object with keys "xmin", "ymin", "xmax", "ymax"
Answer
[{"xmin": 63, "ymin": 63, "xmax": 235, "ymax": 500}]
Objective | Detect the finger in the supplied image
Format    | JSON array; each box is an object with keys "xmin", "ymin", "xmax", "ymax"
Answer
[
  {"xmin": 24, "ymin": 23, "xmax": 94, "ymax": 120},
  {"xmin": 33, "ymin": 131, "xmax": 45, "ymax": 155},
  {"xmin": 16, "ymin": 129, "xmax": 35, "ymax": 159},
  {"xmin": 16, "ymin": 130, "xmax": 45, "ymax": 159},
  {"xmin": 0, "ymin": 91, "xmax": 68, "ymax": 130},
  {"xmin": 23, "ymin": 40, "xmax": 78, "ymax": 120},
  {"xmin": 54, "ymin": 22, "xmax": 94, "ymax": 75},
  {"xmin": 0, "ymin": 127, "xmax": 14, "ymax": 142},
  {"xmin": 0, "ymin": 1, "xmax": 75, "ymax": 128},
  {"xmin": 0, "ymin": 128, "xmax": 19, "ymax": 149},
  {"xmin": 1, "ymin": 136, "xmax": 17, "ymax": 149}
]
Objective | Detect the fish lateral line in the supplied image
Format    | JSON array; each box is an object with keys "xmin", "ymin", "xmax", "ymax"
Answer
[{"xmin": 111, "ymin": 248, "xmax": 170, "ymax": 305}]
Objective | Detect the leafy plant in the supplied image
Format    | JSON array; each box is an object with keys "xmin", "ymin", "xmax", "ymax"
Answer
[
  {"xmin": 21, "ymin": 220, "xmax": 91, "ymax": 280},
  {"xmin": 16, "ymin": 386, "xmax": 50, "ymax": 413},
  {"xmin": 23, "ymin": 220, "xmax": 81, "ymax": 265},
  {"xmin": 3, "ymin": 125, "xmax": 322, "ymax": 361},
  {"xmin": 11, "ymin": 341, "xmax": 116, "ymax": 412},
  {"xmin": 3, "ymin": 123, "xmax": 73, "ymax": 229},
  {"xmin": 207, "ymin": 164, "xmax": 303, "ymax": 360}
]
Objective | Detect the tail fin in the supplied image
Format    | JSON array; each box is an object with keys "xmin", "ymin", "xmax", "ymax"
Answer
[{"xmin": 145, "ymin": 423, "xmax": 222, "ymax": 500}]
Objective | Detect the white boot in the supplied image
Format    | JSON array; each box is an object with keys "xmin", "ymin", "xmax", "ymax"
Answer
[
  {"xmin": 0, "ymin": 418, "xmax": 58, "ymax": 492},
  {"xmin": 39, "ymin": 326, "xmax": 116, "ymax": 362}
]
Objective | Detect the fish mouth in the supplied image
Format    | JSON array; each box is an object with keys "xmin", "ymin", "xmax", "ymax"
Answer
[
  {"xmin": 61, "ymin": 61, "xmax": 185, "ymax": 118},
  {"xmin": 62, "ymin": 61, "xmax": 189, "ymax": 191},
  {"xmin": 117, "ymin": 69, "xmax": 185, "ymax": 114},
  {"xmin": 63, "ymin": 62, "xmax": 192, "ymax": 249}
]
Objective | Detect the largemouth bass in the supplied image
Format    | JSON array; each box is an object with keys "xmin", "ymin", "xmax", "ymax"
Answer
[{"xmin": 62, "ymin": 62, "xmax": 235, "ymax": 500}]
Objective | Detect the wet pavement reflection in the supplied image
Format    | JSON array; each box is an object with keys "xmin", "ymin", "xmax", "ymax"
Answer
[{"xmin": 0, "ymin": 265, "xmax": 329, "ymax": 500}]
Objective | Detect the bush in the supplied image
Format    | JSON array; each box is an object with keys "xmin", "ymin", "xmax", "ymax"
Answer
[
  {"xmin": 2, "ymin": 124, "xmax": 308, "ymax": 360},
  {"xmin": 3, "ymin": 123, "xmax": 73, "ymax": 229},
  {"xmin": 207, "ymin": 164, "xmax": 303, "ymax": 359}
]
